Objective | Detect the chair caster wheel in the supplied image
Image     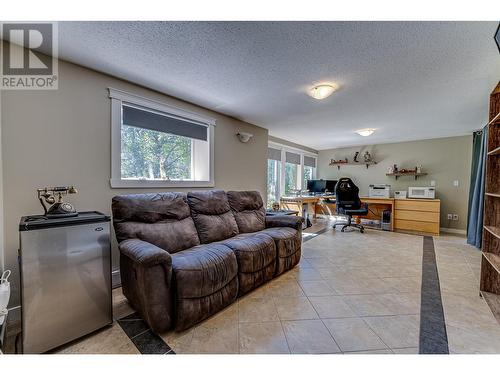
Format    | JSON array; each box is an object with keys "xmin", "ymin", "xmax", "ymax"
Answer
[{"xmin": 360, "ymin": 228, "xmax": 364, "ymax": 233}]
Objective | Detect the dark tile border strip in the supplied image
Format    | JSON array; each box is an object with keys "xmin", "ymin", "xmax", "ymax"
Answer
[
  {"xmin": 117, "ymin": 312, "xmax": 175, "ymax": 354},
  {"xmin": 419, "ymin": 236, "xmax": 449, "ymax": 354}
]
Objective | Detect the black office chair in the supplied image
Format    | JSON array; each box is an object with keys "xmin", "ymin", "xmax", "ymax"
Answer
[{"xmin": 333, "ymin": 177, "xmax": 369, "ymax": 233}]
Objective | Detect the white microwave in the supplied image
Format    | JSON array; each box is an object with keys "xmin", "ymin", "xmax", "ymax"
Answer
[{"xmin": 408, "ymin": 186, "xmax": 436, "ymax": 199}]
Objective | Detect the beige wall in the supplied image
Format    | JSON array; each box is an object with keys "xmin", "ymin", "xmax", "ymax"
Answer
[
  {"xmin": 317, "ymin": 136, "xmax": 473, "ymax": 231},
  {"xmin": 268, "ymin": 135, "xmax": 318, "ymax": 154},
  {"xmin": 1, "ymin": 59, "xmax": 268, "ymax": 307}
]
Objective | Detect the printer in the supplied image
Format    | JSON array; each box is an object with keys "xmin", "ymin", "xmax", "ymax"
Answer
[{"xmin": 368, "ymin": 184, "xmax": 391, "ymax": 198}]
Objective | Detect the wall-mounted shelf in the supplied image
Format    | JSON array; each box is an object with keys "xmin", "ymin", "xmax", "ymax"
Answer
[
  {"xmin": 329, "ymin": 161, "xmax": 377, "ymax": 170},
  {"xmin": 386, "ymin": 172, "xmax": 427, "ymax": 180}
]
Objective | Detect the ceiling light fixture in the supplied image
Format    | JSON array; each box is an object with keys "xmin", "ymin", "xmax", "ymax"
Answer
[
  {"xmin": 355, "ymin": 128, "xmax": 376, "ymax": 137},
  {"xmin": 308, "ymin": 84, "xmax": 337, "ymax": 100}
]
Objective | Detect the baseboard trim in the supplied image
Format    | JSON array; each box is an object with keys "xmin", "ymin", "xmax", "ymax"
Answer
[{"xmin": 440, "ymin": 227, "xmax": 466, "ymax": 235}]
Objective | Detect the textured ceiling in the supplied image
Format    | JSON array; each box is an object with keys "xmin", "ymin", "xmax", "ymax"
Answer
[{"xmin": 56, "ymin": 21, "xmax": 500, "ymax": 150}]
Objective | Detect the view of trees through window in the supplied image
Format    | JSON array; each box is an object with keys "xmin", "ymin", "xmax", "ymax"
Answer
[
  {"xmin": 267, "ymin": 159, "xmax": 280, "ymax": 207},
  {"xmin": 284, "ymin": 162, "xmax": 298, "ymax": 195},
  {"xmin": 304, "ymin": 165, "xmax": 315, "ymax": 189},
  {"xmin": 121, "ymin": 124, "xmax": 192, "ymax": 180}
]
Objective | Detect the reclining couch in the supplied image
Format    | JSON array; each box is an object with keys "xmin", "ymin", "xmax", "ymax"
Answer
[{"xmin": 112, "ymin": 190, "xmax": 302, "ymax": 332}]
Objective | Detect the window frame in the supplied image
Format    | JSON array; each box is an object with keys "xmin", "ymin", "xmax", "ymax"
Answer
[
  {"xmin": 267, "ymin": 141, "xmax": 318, "ymax": 200},
  {"xmin": 109, "ymin": 88, "xmax": 216, "ymax": 188}
]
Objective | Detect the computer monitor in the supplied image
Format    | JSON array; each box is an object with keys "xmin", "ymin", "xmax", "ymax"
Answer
[
  {"xmin": 306, "ymin": 179, "xmax": 326, "ymax": 193},
  {"xmin": 325, "ymin": 180, "xmax": 337, "ymax": 193}
]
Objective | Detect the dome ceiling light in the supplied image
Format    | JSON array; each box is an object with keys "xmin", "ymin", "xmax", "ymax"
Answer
[
  {"xmin": 355, "ymin": 128, "xmax": 376, "ymax": 137},
  {"xmin": 308, "ymin": 84, "xmax": 337, "ymax": 100}
]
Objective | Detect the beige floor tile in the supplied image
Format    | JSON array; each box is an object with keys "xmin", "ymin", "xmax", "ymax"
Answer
[
  {"xmin": 239, "ymin": 322, "xmax": 290, "ymax": 354},
  {"xmin": 56, "ymin": 324, "xmax": 139, "ymax": 354},
  {"xmin": 342, "ymin": 294, "xmax": 394, "ymax": 316},
  {"xmin": 187, "ymin": 318, "xmax": 238, "ymax": 354},
  {"xmin": 266, "ymin": 279, "xmax": 305, "ymax": 298},
  {"xmin": 323, "ymin": 318, "xmax": 388, "ymax": 352},
  {"xmin": 308, "ymin": 296, "xmax": 357, "ymax": 319},
  {"xmin": 298, "ymin": 280, "xmax": 336, "ymax": 296},
  {"xmin": 345, "ymin": 349, "xmax": 393, "ymax": 354},
  {"xmin": 326, "ymin": 276, "xmax": 397, "ymax": 295},
  {"xmin": 381, "ymin": 277, "xmax": 421, "ymax": 293},
  {"xmin": 274, "ymin": 296, "xmax": 319, "ymax": 321},
  {"xmin": 363, "ymin": 315, "xmax": 420, "ymax": 349},
  {"xmin": 238, "ymin": 297, "xmax": 279, "ymax": 323},
  {"xmin": 290, "ymin": 266, "xmax": 324, "ymax": 281},
  {"xmin": 441, "ymin": 292, "xmax": 497, "ymax": 328},
  {"xmin": 392, "ymin": 347, "xmax": 419, "ymax": 354},
  {"xmin": 160, "ymin": 327, "xmax": 195, "ymax": 354},
  {"xmin": 447, "ymin": 323, "xmax": 500, "ymax": 354},
  {"xmin": 282, "ymin": 320, "xmax": 341, "ymax": 354}
]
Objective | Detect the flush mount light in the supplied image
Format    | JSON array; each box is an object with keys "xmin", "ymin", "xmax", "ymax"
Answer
[
  {"xmin": 308, "ymin": 84, "xmax": 337, "ymax": 100},
  {"xmin": 356, "ymin": 128, "xmax": 376, "ymax": 137}
]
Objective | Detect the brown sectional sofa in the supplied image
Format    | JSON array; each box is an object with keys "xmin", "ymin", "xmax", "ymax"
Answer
[{"xmin": 112, "ymin": 190, "xmax": 302, "ymax": 332}]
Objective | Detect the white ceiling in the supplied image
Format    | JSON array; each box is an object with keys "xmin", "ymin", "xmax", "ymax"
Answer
[{"xmin": 56, "ymin": 21, "xmax": 500, "ymax": 150}]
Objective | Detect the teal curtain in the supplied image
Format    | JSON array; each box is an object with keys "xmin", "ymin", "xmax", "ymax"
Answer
[{"xmin": 467, "ymin": 126, "xmax": 488, "ymax": 248}]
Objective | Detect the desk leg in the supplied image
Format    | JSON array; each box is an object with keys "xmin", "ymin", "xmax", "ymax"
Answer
[{"xmin": 391, "ymin": 203, "xmax": 395, "ymax": 231}]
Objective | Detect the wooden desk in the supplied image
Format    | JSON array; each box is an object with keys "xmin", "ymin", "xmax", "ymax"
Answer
[
  {"xmin": 280, "ymin": 195, "xmax": 335, "ymax": 219},
  {"xmin": 315, "ymin": 196, "xmax": 395, "ymax": 231},
  {"xmin": 394, "ymin": 198, "xmax": 440, "ymax": 235},
  {"xmin": 282, "ymin": 195, "xmax": 441, "ymax": 235}
]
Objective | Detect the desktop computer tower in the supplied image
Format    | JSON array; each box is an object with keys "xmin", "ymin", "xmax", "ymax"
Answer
[{"xmin": 381, "ymin": 210, "xmax": 391, "ymax": 231}]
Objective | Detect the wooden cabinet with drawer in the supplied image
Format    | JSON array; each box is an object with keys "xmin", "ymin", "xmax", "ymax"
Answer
[{"xmin": 394, "ymin": 199, "xmax": 440, "ymax": 235}]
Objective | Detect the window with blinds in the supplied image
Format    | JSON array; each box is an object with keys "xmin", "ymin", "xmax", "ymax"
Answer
[{"xmin": 109, "ymin": 88, "xmax": 215, "ymax": 187}]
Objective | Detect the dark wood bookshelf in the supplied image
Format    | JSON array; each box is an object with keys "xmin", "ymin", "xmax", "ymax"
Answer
[{"xmin": 481, "ymin": 81, "xmax": 500, "ymax": 324}]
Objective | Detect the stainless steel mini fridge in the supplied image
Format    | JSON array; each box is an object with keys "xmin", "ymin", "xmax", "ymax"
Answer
[{"xmin": 19, "ymin": 211, "xmax": 112, "ymax": 353}]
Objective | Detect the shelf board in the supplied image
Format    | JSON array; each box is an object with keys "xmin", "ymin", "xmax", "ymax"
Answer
[
  {"xmin": 488, "ymin": 146, "xmax": 500, "ymax": 156},
  {"xmin": 486, "ymin": 192, "xmax": 500, "ymax": 198},
  {"xmin": 386, "ymin": 172, "xmax": 427, "ymax": 180},
  {"xmin": 484, "ymin": 225, "xmax": 500, "ymax": 240},
  {"xmin": 488, "ymin": 111, "xmax": 500, "ymax": 126},
  {"xmin": 481, "ymin": 291, "xmax": 500, "ymax": 325},
  {"xmin": 329, "ymin": 161, "xmax": 377, "ymax": 170},
  {"xmin": 483, "ymin": 252, "xmax": 500, "ymax": 274}
]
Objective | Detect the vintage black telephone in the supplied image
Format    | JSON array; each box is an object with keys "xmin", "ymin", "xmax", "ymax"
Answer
[{"xmin": 37, "ymin": 186, "xmax": 78, "ymax": 218}]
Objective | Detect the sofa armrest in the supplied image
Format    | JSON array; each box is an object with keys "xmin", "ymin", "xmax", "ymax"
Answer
[
  {"xmin": 265, "ymin": 215, "xmax": 304, "ymax": 230},
  {"xmin": 119, "ymin": 239, "xmax": 172, "ymax": 269},
  {"xmin": 119, "ymin": 239, "xmax": 174, "ymax": 332}
]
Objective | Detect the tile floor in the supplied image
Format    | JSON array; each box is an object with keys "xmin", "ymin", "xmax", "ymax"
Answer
[{"xmin": 13, "ymin": 219, "xmax": 500, "ymax": 354}]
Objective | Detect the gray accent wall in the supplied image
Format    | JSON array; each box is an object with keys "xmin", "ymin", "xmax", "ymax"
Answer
[
  {"xmin": 1, "ymin": 59, "xmax": 268, "ymax": 307},
  {"xmin": 317, "ymin": 136, "xmax": 473, "ymax": 231}
]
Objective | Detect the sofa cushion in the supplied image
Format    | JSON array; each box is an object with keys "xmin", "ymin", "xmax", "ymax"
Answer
[
  {"xmin": 187, "ymin": 190, "xmax": 239, "ymax": 243},
  {"xmin": 171, "ymin": 243, "xmax": 238, "ymax": 299},
  {"xmin": 221, "ymin": 232, "xmax": 276, "ymax": 296},
  {"xmin": 221, "ymin": 233, "xmax": 276, "ymax": 273},
  {"xmin": 260, "ymin": 227, "xmax": 299, "ymax": 257},
  {"xmin": 113, "ymin": 193, "xmax": 200, "ymax": 253},
  {"xmin": 227, "ymin": 191, "xmax": 266, "ymax": 233},
  {"xmin": 260, "ymin": 227, "xmax": 302, "ymax": 275}
]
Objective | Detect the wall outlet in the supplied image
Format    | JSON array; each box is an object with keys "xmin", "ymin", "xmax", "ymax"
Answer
[
  {"xmin": 430, "ymin": 180, "xmax": 436, "ymax": 187},
  {"xmin": 453, "ymin": 180, "xmax": 459, "ymax": 187},
  {"xmin": 447, "ymin": 213, "xmax": 453, "ymax": 220},
  {"xmin": 453, "ymin": 214, "xmax": 459, "ymax": 221}
]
